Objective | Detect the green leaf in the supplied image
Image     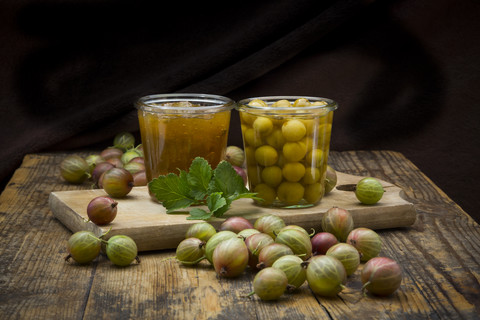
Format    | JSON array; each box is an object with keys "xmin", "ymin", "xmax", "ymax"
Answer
[
  {"xmin": 206, "ymin": 192, "xmax": 227, "ymax": 217},
  {"xmin": 209, "ymin": 161, "xmax": 249, "ymax": 197},
  {"xmin": 148, "ymin": 172, "xmax": 195, "ymax": 213},
  {"xmin": 150, "ymin": 157, "xmax": 257, "ymax": 220},
  {"xmin": 212, "ymin": 197, "xmax": 232, "ymax": 218},
  {"xmin": 230, "ymin": 192, "xmax": 260, "ymax": 201},
  {"xmin": 187, "ymin": 157, "xmax": 212, "ymax": 200},
  {"xmin": 186, "ymin": 208, "xmax": 212, "ymax": 220}
]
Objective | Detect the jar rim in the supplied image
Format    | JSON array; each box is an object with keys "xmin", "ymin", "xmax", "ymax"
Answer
[
  {"xmin": 135, "ymin": 93, "xmax": 235, "ymax": 113},
  {"xmin": 237, "ymin": 96, "xmax": 338, "ymax": 113}
]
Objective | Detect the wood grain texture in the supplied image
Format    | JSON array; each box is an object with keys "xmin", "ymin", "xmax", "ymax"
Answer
[
  {"xmin": 0, "ymin": 151, "xmax": 479, "ymax": 320},
  {"xmin": 48, "ymin": 171, "xmax": 416, "ymax": 251}
]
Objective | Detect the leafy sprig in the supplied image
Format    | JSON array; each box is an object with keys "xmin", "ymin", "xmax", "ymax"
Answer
[{"xmin": 148, "ymin": 157, "xmax": 258, "ymax": 220}]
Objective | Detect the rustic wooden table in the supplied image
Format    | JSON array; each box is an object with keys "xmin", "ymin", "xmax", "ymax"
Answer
[{"xmin": 1, "ymin": 151, "xmax": 479, "ymax": 320}]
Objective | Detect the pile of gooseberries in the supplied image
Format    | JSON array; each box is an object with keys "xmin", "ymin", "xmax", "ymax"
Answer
[
  {"xmin": 59, "ymin": 132, "xmax": 146, "ymax": 197},
  {"xmin": 65, "ymin": 230, "xmax": 140, "ymax": 267},
  {"xmin": 173, "ymin": 210, "xmax": 402, "ymax": 301}
]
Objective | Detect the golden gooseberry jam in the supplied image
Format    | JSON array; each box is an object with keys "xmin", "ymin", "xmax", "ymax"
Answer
[
  {"xmin": 136, "ymin": 94, "xmax": 234, "ymax": 183},
  {"xmin": 236, "ymin": 96, "xmax": 337, "ymax": 207}
]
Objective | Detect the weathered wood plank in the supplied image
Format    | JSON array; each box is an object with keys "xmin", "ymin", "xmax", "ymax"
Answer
[
  {"xmin": 0, "ymin": 154, "xmax": 95, "ymax": 320},
  {"xmin": 0, "ymin": 151, "xmax": 479, "ymax": 320},
  {"xmin": 48, "ymin": 171, "xmax": 416, "ymax": 251}
]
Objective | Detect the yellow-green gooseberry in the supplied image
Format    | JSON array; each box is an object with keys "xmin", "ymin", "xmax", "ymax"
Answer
[
  {"xmin": 254, "ymin": 184, "xmax": 277, "ymax": 206},
  {"xmin": 276, "ymin": 154, "xmax": 287, "ymax": 168},
  {"xmin": 311, "ymin": 100, "xmax": 328, "ymax": 106},
  {"xmin": 244, "ymin": 128, "xmax": 265, "ymax": 147},
  {"xmin": 283, "ymin": 141, "xmax": 307, "ymax": 162},
  {"xmin": 253, "ymin": 117, "xmax": 274, "ymax": 136},
  {"xmin": 277, "ymin": 182, "xmax": 305, "ymax": 206},
  {"xmin": 244, "ymin": 146, "xmax": 256, "ymax": 164},
  {"xmin": 302, "ymin": 118, "xmax": 319, "ymax": 136},
  {"xmin": 261, "ymin": 166, "xmax": 283, "ymax": 187},
  {"xmin": 240, "ymin": 112, "xmax": 257, "ymax": 125},
  {"xmin": 282, "ymin": 162, "xmax": 306, "ymax": 182},
  {"xmin": 293, "ymin": 98, "xmax": 310, "ymax": 107},
  {"xmin": 304, "ymin": 183, "xmax": 324, "ymax": 204},
  {"xmin": 306, "ymin": 149, "xmax": 324, "ymax": 168},
  {"xmin": 303, "ymin": 137, "xmax": 316, "ymax": 151},
  {"xmin": 303, "ymin": 167, "xmax": 321, "ymax": 184},
  {"xmin": 249, "ymin": 99, "xmax": 268, "ymax": 107},
  {"xmin": 282, "ymin": 120, "xmax": 306, "ymax": 142},
  {"xmin": 265, "ymin": 129, "xmax": 286, "ymax": 150},
  {"xmin": 246, "ymin": 165, "xmax": 262, "ymax": 186},
  {"xmin": 272, "ymin": 99, "xmax": 291, "ymax": 108},
  {"xmin": 255, "ymin": 145, "xmax": 278, "ymax": 167},
  {"xmin": 317, "ymin": 123, "xmax": 332, "ymax": 142}
]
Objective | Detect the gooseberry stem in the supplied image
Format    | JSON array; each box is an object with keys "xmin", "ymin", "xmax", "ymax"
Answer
[
  {"xmin": 176, "ymin": 255, "xmax": 206, "ymax": 265},
  {"xmin": 100, "ymin": 227, "xmax": 113, "ymax": 239},
  {"xmin": 362, "ymin": 281, "xmax": 371, "ymax": 296}
]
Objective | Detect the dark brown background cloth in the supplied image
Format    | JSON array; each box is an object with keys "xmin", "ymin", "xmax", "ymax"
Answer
[{"xmin": 1, "ymin": 1, "xmax": 479, "ymax": 221}]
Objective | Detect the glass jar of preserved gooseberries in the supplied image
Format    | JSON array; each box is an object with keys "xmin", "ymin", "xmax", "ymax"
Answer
[
  {"xmin": 236, "ymin": 96, "xmax": 337, "ymax": 207},
  {"xmin": 136, "ymin": 93, "xmax": 234, "ymax": 184}
]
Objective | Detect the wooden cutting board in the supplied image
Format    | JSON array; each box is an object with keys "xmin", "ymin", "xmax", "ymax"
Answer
[{"xmin": 49, "ymin": 172, "xmax": 417, "ymax": 251}]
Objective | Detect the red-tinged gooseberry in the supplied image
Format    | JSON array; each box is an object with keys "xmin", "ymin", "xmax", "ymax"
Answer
[
  {"xmin": 185, "ymin": 222, "xmax": 217, "ymax": 242},
  {"xmin": 176, "ymin": 238, "xmax": 206, "ymax": 266},
  {"xmin": 87, "ymin": 196, "xmax": 118, "ymax": 225},
  {"xmin": 204, "ymin": 231, "xmax": 237, "ymax": 264},
  {"xmin": 326, "ymin": 243, "xmax": 360, "ymax": 276},
  {"xmin": 102, "ymin": 167, "xmax": 134, "ymax": 198},
  {"xmin": 225, "ymin": 146, "xmax": 245, "ymax": 167},
  {"xmin": 100, "ymin": 147, "xmax": 123, "ymax": 160},
  {"xmin": 275, "ymin": 229, "xmax": 312, "ymax": 261},
  {"xmin": 106, "ymin": 157, "xmax": 124, "ymax": 168},
  {"xmin": 355, "ymin": 177, "xmax": 385, "ymax": 204},
  {"xmin": 311, "ymin": 232, "xmax": 338, "ymax": 256},
  {"xmin": 361, "ymin": 257, "xmax": 402, "ymax": 296},
  {"xmin": 256, "ymin": 243, "xmax": 294, "ymax": 269},
  {"xmin": 324, "ymin": 165, "xmax": 337, "ymax": 194},
  {"xmin": 321, "ymin": 206, "xmax": 354, "ymax": 242},
  {"xmin": 60, "ymin": 155, "xmax": 90, "ymax": 184},
  {"xmin": 271, "ymin": 255, "xmax": 306, "ymax": 290},
  {"xmin": 251, "ymin": 267, "xmax": 288, "ymax": 301},
  {"xmin": 219, "ymin": 216, "xmax": 253, "ymax": 233},
  {"xmin": 303, "ymin": 255, "xmax": 346, "ymax": 297},
  {"xmin": 245, "ymin": 232, "xmax": 274, "ymax": 270},
  {"xmin": 91, "ymin": 162, "xmax": 115, "ymax": 186},
  {"xmin": 65, "ymin": 230, "xmax": 101, "ymax": 264},
  {"xmin": 212, "ymin": 237, "xmax": 249, "ymax": 277},
  {"xmin": 106, "ymin": 235, "xmax": 139, "ymax": 267},
  {"xmin": 233, "ymin": 166, "xmax": 248, "ymax": 186},
  {"xmin": 129, "ymin": 156, "xmax": 145, "ymax": 165},
  {"xmin": 132, "ymin": 171, "xmax": 147, "ymax": 186},
  {"xmin": 254, "ymin": 214, "xmax": 286, "ymax": 239},
  {"xmin": 237, "ymin": 228, "xmax": 260, "ymax": 240},
  {"xmin": 346, "ymin": 227, "xmax": 382, "ymax": 262}
]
